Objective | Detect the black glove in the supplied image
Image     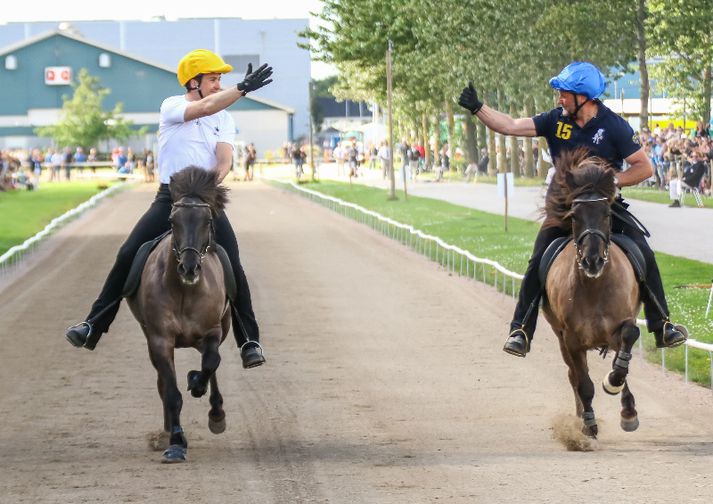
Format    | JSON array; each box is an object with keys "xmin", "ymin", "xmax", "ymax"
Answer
[
  {"xmin": 237, "ymin": 63, "xmax": 274, "ymax": 94},
  {"xmin": 458, "ymin": 81, "xmax": 484, "ymax": 115}
]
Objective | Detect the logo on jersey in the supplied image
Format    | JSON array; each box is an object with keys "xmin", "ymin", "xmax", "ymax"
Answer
[
  {"xmin": 592, "ymin": 128, "xmax": 605, "ymax": 145},
  {"xmin": 632, "ymin": 133, "xmax": 641, "ymax": 145}
]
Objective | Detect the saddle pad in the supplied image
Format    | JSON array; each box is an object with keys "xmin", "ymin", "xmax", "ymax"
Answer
[
  {"xmin": 538, "ymin": 237, "xmax": 571, "ymax": 285},
  {"xmin": 610, "ymin": 233, "xmax": 647, "ymax": 282},
  {"xmin": 122, "ymin": 231, "xmax": 170, "ymax": 298}
]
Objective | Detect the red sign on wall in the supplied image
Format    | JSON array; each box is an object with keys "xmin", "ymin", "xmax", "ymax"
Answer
[{"xmin": 45, "ymin": 66, "xmax": 72, "ymax": 85}]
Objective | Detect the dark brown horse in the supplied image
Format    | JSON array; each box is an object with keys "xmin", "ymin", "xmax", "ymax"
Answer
[
  {"xmin": 542, "ymin": 149, "xmax": 641, "ymax": 439},
  {"xmin": 126, "ymin": 167, "xmax": 231, "ymax": 463}
]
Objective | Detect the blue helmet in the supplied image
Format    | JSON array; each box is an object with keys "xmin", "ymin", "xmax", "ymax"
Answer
[{"xmin": 549, "ymin": 61, "xmax": 606, "ymax": 100}]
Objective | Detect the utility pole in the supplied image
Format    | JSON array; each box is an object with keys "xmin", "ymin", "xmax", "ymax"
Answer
[
  {"xmin": 309, "ymin": 79, "xmax": 316, "ymax": 181},
  {"xmin": 386, "ymin": 40, "xmax": 397, "ymax": 200}
]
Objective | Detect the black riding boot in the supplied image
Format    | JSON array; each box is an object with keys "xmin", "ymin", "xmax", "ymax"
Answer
[{"xmin": 505, "ymin": 226, "xmax": 567, "ymax": 357}]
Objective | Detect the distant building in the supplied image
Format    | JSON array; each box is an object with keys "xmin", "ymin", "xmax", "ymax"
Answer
[
  {"xmin": 0, "ymin": 29, "xmax": 295, "ymax": 154},
  {"xmin": 0, "ymin": 16, "xmax": 310, "ymax": 146}
]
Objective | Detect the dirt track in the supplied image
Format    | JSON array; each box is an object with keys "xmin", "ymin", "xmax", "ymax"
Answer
[{"xmin": 1, "ymin": 181, "xmax": 712, "ymax": 504}]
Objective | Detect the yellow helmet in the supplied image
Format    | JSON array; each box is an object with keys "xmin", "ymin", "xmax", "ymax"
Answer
[{"xmin": 177, "ymin": 49, "xmax": 233, "ymax": 86}]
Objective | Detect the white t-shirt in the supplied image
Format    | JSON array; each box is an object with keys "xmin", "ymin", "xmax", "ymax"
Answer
[{"xmin": 157, "ymin": 95, "xmax": 236, "ymax": 184}]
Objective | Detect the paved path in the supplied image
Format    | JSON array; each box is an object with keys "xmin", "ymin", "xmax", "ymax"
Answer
[{"xmin": 312, "ymin": 163, "xmax": 713, "ymax": 264}]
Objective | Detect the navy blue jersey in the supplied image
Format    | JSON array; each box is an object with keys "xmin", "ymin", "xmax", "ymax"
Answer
[{"xmin": 532, "ymin": 102, "xmax": 641, "ymax": 170}]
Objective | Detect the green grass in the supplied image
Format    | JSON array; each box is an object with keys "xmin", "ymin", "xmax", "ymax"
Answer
[
  {"xmin": 0, "ymin": 181, "xmax": 120, "ymax": 255},
  {"xmin": 279, "ymin": 179, "xmax": 713, "ymax": 386}
]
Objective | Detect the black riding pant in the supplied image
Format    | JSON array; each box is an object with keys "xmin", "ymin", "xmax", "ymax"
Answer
[
  {"xmin": 511, "ymin": 203, "xmax": 670, "ymax": 339},
  {"xmin": 86, "ymin": 184, "xmax": 259, "ymax": 346}
]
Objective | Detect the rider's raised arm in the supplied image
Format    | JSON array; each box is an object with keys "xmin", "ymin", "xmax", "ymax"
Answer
[{"xmin": 475, "ymin": 105, "xmax": 537, "ymax": 137}]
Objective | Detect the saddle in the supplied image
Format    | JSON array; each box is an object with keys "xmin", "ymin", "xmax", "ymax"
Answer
[
  {"xmin": 538, "ymin": 233, "xmax": 647, "ymax": 285},
  {"xmin": 122, "ymin": 232, "xmax": 237, "ymax": 303}
]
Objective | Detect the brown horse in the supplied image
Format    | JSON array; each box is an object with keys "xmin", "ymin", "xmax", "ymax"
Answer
[
  {"xmin": 126, "ymin": 167, "xmax": 231, "ymax": 463},
  {"xmin": 542, "ymin": 149, "xmax": 641, "ymax": 439}
]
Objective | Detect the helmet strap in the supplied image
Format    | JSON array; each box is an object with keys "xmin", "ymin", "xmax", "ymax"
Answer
[{"xmin": 571, "ymin": 93, "xmax": 589, "ymax": 120}]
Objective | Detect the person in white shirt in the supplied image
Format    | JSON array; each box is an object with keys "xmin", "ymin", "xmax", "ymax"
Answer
[{"xmin": 66, "ymin": 49, "xmax": 273, "ymax": 369}]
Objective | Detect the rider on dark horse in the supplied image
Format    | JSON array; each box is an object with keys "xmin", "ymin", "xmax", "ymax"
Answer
[
  {"xmin": 458, "ymin": 61, "xmax": 688, "ymax": 357},
  {"xmin": 66, "ymin": 49, "xmax": 273, "ymax": 368}
]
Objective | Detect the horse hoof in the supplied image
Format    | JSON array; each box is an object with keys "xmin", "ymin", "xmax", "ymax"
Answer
[
  {"xmin": 209, "ymin": 416, "xmax": 226, "ymax": 434},
  {"xmin": 581, "ymin": 425, "xmax": 598, "ymax": 439},
  {"xmin": 602, "ymin": 373, "xmax": 625, "ymax": 395},
  {"xmin": 187, "ymin": 370, "xmax": 207, "ymax": 398},
  {"xmin": 161, "ymin": 445, "xmax": 187, "ymax": 463},
  {"xmin": 621, "ymin": 415, "xmax": 640, "ymax": 432}
]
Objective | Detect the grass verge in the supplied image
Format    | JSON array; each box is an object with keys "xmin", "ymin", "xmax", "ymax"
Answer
[{"xmin": 0, "ymin": 181, "xmax": 121, "ymax": 256}]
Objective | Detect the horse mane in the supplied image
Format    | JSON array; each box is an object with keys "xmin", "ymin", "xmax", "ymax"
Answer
[
  {"xmin": 542, "ymin": 148, "xmax": 617, "ymax": 231},
  {"xmin": 169, "ymin": 166, "xmax": 229, "ymax": 214}
]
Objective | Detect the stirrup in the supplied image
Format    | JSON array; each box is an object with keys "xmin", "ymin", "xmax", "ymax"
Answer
[
  {"xmin": 656, "ymin": 321, "xmax": 688, "ymax": 349},
  {"xmin": 240, "ymin": 341, "xmax": 265, "ymax": 368},
  {"xmin": 503, "ymin": 328, "xmax": 530, "ymax": 357}
]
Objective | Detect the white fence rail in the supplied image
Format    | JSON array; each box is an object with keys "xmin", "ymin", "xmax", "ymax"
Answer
[
  {"xmin": 279, "ymin": 179, "xmax": 713, "ymax": 390},
  {"xmin": 0, "ymin": 183, "xmax": 127, "ymax": 276}
]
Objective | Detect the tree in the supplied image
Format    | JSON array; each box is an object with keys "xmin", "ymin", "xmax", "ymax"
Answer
[
  {"xmin": 36, "ymin": 68, "xmax": 144, "ymax": 149},
  {"xmin": 648, "ymin": 0, "xmax": 713, "ymax": 125}
]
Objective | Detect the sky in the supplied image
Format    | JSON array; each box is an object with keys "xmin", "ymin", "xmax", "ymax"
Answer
[{"xmin": 0, "ymin": 0, "xmax": 336, "ymax": 78}]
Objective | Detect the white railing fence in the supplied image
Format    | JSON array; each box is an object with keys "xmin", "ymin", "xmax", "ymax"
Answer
[{"xmin": 276, "ymin": 179, "xmax": 713, "ymax": 390}]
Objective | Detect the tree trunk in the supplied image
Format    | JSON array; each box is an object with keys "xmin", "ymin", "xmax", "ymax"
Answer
[
  {"xmin": 523, "ymin": 98, "xmax": 534, "ymax": 177},
  {"xmin": 703, "ymin": 61, "xmax": 712, "ymax": 126},
  {"xmin": 445, "ymin": 100, "xmax": 455, "ymax": 173},
  {"xmin": 488, "ymin": 128, "xmax": 496, "ymax": 176},
  {"xmin": 508, "ymin": 103, "xmax": 520, "ymax": 177},
  {"xmin": 421, "ymin": 113, "xmax": 431, "ymax": 170},
  {"xmin": 497, "ymin": 89, "xmax": 507, "ymax": 174},
  {"xmin": 636, "ymin": 0, "xmax": 649, "ymax": 129},
  {"xmin": 464, "ymin": 114, "xmax": 478, "ymax": 167}
]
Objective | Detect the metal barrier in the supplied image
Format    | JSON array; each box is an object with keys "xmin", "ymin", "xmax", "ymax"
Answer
[{"xmin": 278, "ymin": 179, "xmax": 713, "ymax": 390}]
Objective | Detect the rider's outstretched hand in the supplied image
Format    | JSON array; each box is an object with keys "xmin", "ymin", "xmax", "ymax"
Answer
[
  {"xmin": 237, "ymin": 63, "xmax": 274, "ymax": 94},
  {"xmin": 458, "ymin": 81, "xmax": 484, "ymax": 115}
]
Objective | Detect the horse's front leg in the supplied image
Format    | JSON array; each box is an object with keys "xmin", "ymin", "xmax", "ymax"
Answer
[
  {"xmin": 208, "ymin": 374, "xmax": 226, "ymax": 434},
  {"xmin": 619, "ymin": 382, "xmax": 639, "ymax": 432},
  {"xmin": 570, "ymin": 350, "xmax": 597, "ymax": 438},
  {"xmin": 602, "ymin": 321, "xmax": 640, "ymax": 395},
  {"xmin": 148, "ymin": 340, "xmax": 187, "ymax": 463},
  {"xmin": 187, "ymin": 332, "xmax": 222, "ymax": 398}
]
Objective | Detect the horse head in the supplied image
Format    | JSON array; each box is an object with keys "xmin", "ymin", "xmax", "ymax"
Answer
[
  {"xmin": 168, "ymin": 166, "xmax": 229, "ymax": 286},
  {"xmin": 170, "ymin": 197, "xmax": 214, "ymax": 285},
  {"xmin": 570, "ymin": 193, "xmax": 611, "ymax": 278},
  {"xmin": 545, "ymin": 148, "xmax": 617, "ymax": 279}
]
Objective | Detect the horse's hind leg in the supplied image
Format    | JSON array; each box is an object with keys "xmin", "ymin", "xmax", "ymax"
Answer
[
  {"xmin": 620, "ymin": 382, "xmax": 639, "ymax": 432},
  {"xmin": 603, "ymin": 322, "xmax": 640, "ymax": 395},
  {"xmin": 208, "ymin": 374, "xmax": 226, "ymax": 434},
  {"xmin": 148, "ymin": 342, "xmax": 187, "ymax": 463},
  {"xmin": 187, "ymin": 335, "xmax": 221, "ymax": 398}
]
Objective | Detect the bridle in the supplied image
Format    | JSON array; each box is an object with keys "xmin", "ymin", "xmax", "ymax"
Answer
[
  {"xmin": 571, "ymin": 195, "xmax": 611, "ymax": 266},
  {"xmin": 170, "ymin": 200, "xmax": 214, "ymax": 261}
]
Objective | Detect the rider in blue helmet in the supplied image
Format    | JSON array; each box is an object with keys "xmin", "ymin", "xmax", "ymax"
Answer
[{"xmin": 458, "ymin": 61, "xmax": 687, "ymax": 358}]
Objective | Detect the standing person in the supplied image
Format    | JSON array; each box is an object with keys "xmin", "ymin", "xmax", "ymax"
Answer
[
  {"xmin": 65, "ymin": 49, "xmax": 273, "ymax": 369},
  {"xmin": 244, "ymin": 143, "xmax": 257, "ymax": 181},
  {"xmin": 458, "ymin": 61, "xmax": 687, "ymax": 357},
  {"xmin": 377, "ymin": 140, "xmax": 390, "ymax": 179}
]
